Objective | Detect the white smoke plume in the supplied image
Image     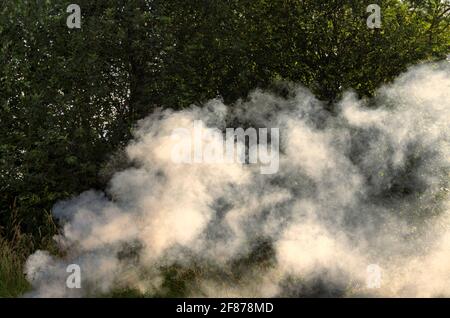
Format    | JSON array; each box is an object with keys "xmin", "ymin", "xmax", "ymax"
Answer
[{"xmin": 25, "ymin": 62, "xmax": 449, "ymax": 297}]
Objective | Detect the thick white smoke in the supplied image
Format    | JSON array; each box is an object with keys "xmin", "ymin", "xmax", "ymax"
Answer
[{"xmin": 25, "ymin": 62, "xmax": 449, "ymax": 297}]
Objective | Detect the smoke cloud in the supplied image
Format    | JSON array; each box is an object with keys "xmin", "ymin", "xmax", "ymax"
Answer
[{"xmin": 25, "ymin": 62, "xmax": 449, "ymax": 297}]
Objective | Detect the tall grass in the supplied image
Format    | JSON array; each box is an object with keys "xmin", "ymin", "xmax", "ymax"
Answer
[
  {"xmin": 0, "ymin": 208, "xmax": 59, "ymax": 298},
  {"xmin": 0, "ymin": 238, "xmax": 30, "ymax": 297}
]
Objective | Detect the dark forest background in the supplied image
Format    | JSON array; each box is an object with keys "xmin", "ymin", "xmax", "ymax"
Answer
[{"xmin": 0, "ymin": 0, "xmax": 449, "ymax": 296}]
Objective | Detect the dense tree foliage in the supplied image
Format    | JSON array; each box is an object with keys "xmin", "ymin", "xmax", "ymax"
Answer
[{"xmin": 0, "ymin": 0, "xmax": 448, "ymax": 249}]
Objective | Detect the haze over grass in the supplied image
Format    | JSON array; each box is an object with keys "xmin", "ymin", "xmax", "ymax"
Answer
[{"xmin": 24, "ymin": 62, "xmax": 450, "ymax": 298}]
